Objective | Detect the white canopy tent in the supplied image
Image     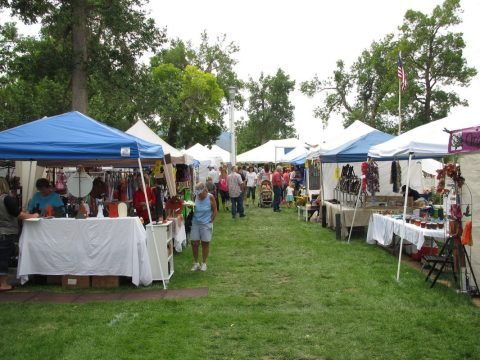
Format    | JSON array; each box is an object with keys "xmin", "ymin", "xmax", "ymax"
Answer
[
  {"xmin": 368, "ymin": 111, "xmax": 480, "ymax": 281},
  {"xmin": 184, "ymin": 144, "xmax": 223, "ymax": 183},
  {"xmin": 209, "ymin": 144, "xmax": 231, "ymax": 163},
  {"xmin": 185, "ymin": 143, "xmax": 222, "ymax": 166},
  {"xmin": 237, "ymin": 138, "xmax": 304, "ymax": 164},
  {"xmin": 126, "ymin": 120, "xmax": 193, "ymax": 165},
  {"xmin": 307, "ymin": 120, "xmax": 376, "ymax": 159},
  {"xmin": 126, "ymin": 120, "xmax": 192, "ymax": 197},
  {"xmin": 368, "ymin": 112, "xmax": 479, "ymax": 158},
  {"xmin": 277, "ymin": 145, "xmax": 310, "ymax": 163}
]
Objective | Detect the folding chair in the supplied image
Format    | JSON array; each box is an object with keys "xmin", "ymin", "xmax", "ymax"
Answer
[{"xmin": 423, "ymin": 236, "xmax": 458, "ymax": 288}]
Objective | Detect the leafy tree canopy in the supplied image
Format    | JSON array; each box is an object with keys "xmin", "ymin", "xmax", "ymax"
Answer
[
  {"xmin": 151, "ymin": 64, "xmax": 224, "ymax": 148},
  {"xmin": 237, "ymin": 69, "xmax": 296, "ymax": 153},
  {"xmin": 300, "ymin": 0, "xmax": 476, "ymax": 133},
  {"xmin": 0, "ymin": 0, "xmax": 166, "ymax": 129}
]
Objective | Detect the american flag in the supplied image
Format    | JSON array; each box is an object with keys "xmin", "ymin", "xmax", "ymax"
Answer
[{"xmin": 397, "ymin": 54, "xmax": 407, "ymax": 91}]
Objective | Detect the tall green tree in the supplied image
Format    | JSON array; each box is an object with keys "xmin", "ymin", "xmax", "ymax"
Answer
[
  {"xmin": 0, "ymin": 23, "xmax": 71, "ymax": 130},
  {"xmin": 300, "ymin": 0, "xmax": 476, "ymax": 132},
  {"xmin": 0, "ymin": 0, "xmax": 165, "ymax": 126},
  {"xmin": 151, "ymin": 32, "xmax": 243, "ymax": 106},
  {"xmin": 148, "ymin": 33, "xmax": 241, "ymax": 147},
  {"xmin": 301, "ymin": 35, "xmax": 399, "ymax": 131},
  {"xmin": 237, "ymin": 69, "xmax": 296, "ymax": 153},
  {"xmin": 151, "ymin": 64, "xmax": 224, "ymax": 148},
  {"xmin": 399, "ymin": 0, "xmax": 477, "ymax": 127}
]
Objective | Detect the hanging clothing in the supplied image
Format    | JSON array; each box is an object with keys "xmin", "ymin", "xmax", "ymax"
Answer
[
  {"xmin": 361, "ymin": 162, "xmax": 368, "ymax": 192},
  {"xmin": 367, "ymin": 161, "xmax": 380, "ymax": 195},
  {"xmin": 390, "ymin": 160, "xmax": 402, "ymax": 193}
]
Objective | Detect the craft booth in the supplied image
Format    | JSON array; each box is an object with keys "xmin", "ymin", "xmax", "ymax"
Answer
[
  {"xmin": 367, "ymin": 110, "xmax": 479, "ymax": 293},
  {"xmin": 0, "ymin": 112, "xmax": 180, "ymax": 290}
]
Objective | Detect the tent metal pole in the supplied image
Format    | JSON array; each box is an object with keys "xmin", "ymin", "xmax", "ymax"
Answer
[
  {"xmin": 347, "ymin": 174, "xmax": 364, "ymax": 244},
  {"xmin": 138, "ymin": 158, "xmax": 167, "ymax": 289},
  {"xmin": 306, "ymin": 164, "xmax": 310, "ymax": 198},
  {"xmin": 25, "ymin": 161, "xmax": 33, "ymax": 211},
  {"xmin": 396, "ymin": 152, "xmax": 412, "ymax": 282},
  {"xmin": 320, "ymin": 161, "xmax": 325, "ymax": 205}
]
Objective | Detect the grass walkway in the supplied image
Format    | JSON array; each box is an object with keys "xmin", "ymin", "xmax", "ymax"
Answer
[{"xmin": 1, "ymin": 205, "xmax": 479, "ymax": 359}]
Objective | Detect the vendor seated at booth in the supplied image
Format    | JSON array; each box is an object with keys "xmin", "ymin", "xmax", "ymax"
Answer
[
  {"xmin": 28, "ymin": 178, "xmax": 65, "ymax": 216},
  {"xmin": 401, "ymin": 185, "xmax": 421, "ymax": 201},
  {"xmin": 133, "ymin": 174, "xmax": 156, "ymax": 224}
]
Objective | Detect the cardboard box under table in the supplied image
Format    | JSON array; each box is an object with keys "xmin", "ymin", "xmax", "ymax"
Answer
[{"xmin": 17, "ymin": 217, "xmax": 153, "ymax": 287}]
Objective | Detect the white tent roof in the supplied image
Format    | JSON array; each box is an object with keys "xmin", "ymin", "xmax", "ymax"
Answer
[
  {"xmin": 237, "ymin": 138, "xmax": 304, "ymax": 163},
  {"xmin": 308, "ymin": 120, "xmax": 376, "ymax": 159},
  {"xmin": 185, "ymin": 143, "xmax": 222, "ymax": 166},
  {"xmin": 368, "ymin": 111, "xmax": 479, "ymax": 158},
  {"xmin": 126, "ymin": 120, "xmax": 192, "ymax": 164},
  {"xmin": 277, "ymin": 145, "xmax": 309, "ymax": 162},
  {"xmin": 209, "ymin": 144, "xmax": 231, "ymax": 163}
]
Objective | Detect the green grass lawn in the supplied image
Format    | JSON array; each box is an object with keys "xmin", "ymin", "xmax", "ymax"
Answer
[{"xmin": 1, "ymin": 204, "xmax": 479, "ymax": 360}]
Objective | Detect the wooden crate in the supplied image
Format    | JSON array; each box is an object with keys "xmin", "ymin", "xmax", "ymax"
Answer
[
  {"xmin": 46, "ymin": 275, "xmax": 62, "ymax": 285},
  {"xmin": 61, "ymin": 275, "xmax": 91, "ymax": 289},
  {"xmin": 91, "ymin": 276, "xmax": 119, "ymax": 288}
]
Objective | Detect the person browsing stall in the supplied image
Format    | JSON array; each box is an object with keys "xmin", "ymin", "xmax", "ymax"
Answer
[
  {"xmin": 228, "ymin": 166, "xmax": 245, "ymax": 219},
  {"xmin": 208, "ymin": 166, "xmax": 220, "ymax": 211},
  {"xmin": 218, "ymin": 168, "xmax": 230, "ymax": 211},
  {"xmin": 191, "ymin": 182, "xmax": 217, "ymax": 272},
  {"xmin": 272, "ymin": 165, "xmax": 283, "ymax": 212},
  {"xmin": 1, "ymin": 178, "xmax": 39, "ymax": 291},
  {"xmin": 27, "ymin": 178, "xmax": 64, "ymax": 215},
  {"xmin": 246, "ymin": 166, "xmax": 257, "ymax": 207}
]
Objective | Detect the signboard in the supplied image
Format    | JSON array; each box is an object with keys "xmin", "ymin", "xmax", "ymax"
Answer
[
  {"xmin": 448, "ymin": 126, "xmax": 480, "ymax": 154},
  {"xmin": 120, "ymin": 147, "xmax": 131, "ymax": 157},
  {"xmin": 154, "ymin": 160, "xmax": 162, "ymax": 177}
]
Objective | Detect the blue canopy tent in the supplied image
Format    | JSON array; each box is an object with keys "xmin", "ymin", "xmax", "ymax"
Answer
[
  {"xmin": 320, "ymin": 130, "xmax": 394, "ymax": 163},
  {"xmin": 0, "ymin": 111, "xmax": 166, "ymax": 286},
  {"xmin": 0, "ymin": 111, "xmax": 163, "ymax": 166}
]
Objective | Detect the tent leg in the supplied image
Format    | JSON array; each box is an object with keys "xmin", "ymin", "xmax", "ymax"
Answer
[
  {"xmin": 25, "ymin": 161, "xmax": 33, "ymax": 211},
  {"xmin": 347, "ymin": 176, "xmax": 364, "ymax": 244},
  {"xmin": 320, "ymin": 162, "xmax": 325, "ymax": 205},
  {"xmin": 396, "ymin": 153, "xmax": 412, "ymax": 282},
  {"xmin": 138, "ymin": 158, "xmax": 167, "ymax": 289}
]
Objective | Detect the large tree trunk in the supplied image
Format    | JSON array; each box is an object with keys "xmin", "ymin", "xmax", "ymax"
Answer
[
  {"xmin": 167, "ymin": 119, "xmax": 179, "ymax": 148},
  {"xmin": 72, "ymin": 0, "xmax": 88, "ymax": 114}
]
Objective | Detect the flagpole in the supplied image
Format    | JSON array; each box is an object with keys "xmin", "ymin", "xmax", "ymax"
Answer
[{"xmin": 398, "ymin": 51, "xmax": 402, "ymax": 136}]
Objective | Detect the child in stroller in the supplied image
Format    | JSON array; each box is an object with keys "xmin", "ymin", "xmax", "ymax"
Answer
[{"xmin": 258, "ymin": 180, "xmax": 273, "ymax": 207}]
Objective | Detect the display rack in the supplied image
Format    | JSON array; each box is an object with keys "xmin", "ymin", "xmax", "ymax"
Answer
[{"xmin": 146, "ymin": 221, "xmax": 174, "ymax": 282}]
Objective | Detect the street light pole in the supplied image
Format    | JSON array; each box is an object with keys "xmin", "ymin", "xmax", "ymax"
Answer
[{"xmin": 229, "ymin": 86, "xmax": 237, "ymax": 166}]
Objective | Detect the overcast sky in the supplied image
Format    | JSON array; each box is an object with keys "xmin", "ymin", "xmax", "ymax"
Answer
[
  {"xmin": 148, "ymin": 0, "xmax": 480, "ymax": 144},
  {"xmin": 3, "ymin": 0, "xmax": 478, "ymax": 144}
]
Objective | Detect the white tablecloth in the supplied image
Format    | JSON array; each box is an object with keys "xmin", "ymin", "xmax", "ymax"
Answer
[
  {"xmin": 169, "ymin": 217, "xmax": 187, "ymax": 252},
  {"xmin": 366, "ymin": 213, "xmax": 447, "ymax": 250},
  {"xmin": 17, "ymin": 217, "xmax": 152, "ymax": 286}
]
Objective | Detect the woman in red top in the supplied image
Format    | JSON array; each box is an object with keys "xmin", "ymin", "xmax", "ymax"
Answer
[
  {"xmin": 133, "ymin": 174, "xmax": 156, "ymax": 224},
  {"xmin": 218, "ymin": 168, "xmax": 229, "ymax": 211}
]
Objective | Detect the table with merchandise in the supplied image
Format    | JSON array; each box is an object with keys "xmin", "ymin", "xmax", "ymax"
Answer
[
  {"xmin": 366, "ymin": 213, "xmax": 447, "ymax": 250},
  {"xmin": 17, "ymin": 217, "xmax": 152, "ymax": 286}
]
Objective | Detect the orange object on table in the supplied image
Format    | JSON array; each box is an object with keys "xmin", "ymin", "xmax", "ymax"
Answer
[
  {"xmin": 461, "ymin": 220, "xmax": 473, "ymax": 246},
  {"xmin": 109, "ymin": 203, "xmax": 119, "ymax": 218},
  {"xmin": 46, "ymin": 205, "xmax": 53, "ymax": 217}
]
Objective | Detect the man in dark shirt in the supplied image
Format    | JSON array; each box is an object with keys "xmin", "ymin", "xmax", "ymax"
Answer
[
  {"xmin": 401, "ymin": 185, "xmax": 421, "ymax": 201},
  {"xmin": 1, "ymin": 177, "xmax": 38, "ymax": 291}
]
